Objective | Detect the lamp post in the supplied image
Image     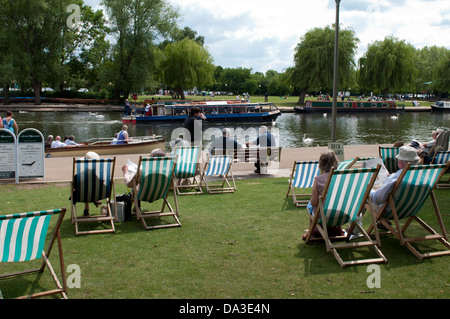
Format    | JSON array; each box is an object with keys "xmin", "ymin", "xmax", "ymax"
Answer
[{"xmin": 331, "ymin": 0, "xmax": 341, "ymax": 142}]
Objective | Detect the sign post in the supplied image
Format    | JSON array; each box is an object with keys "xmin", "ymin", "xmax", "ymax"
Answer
[
  {"xmin": 17, "ymin": 129, "xmax": 45, "ymax": 183},
  {"xmin": 0, "ymin": 129, "xmax": 17, "ymax": 184},
  {"xmin": 328, "ymin": 142, "xmax": 345, "ymax": 162}
]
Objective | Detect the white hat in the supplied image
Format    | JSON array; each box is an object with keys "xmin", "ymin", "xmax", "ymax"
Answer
[
  {"xmin": 85, "ymin": 151, "xmax": 100, "ymax": 160},
  {"xmin": 396, "ymin": 146, "xmax": 420, "ymax": 162}
]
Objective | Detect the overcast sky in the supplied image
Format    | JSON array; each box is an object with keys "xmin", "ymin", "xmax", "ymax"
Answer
[{"xmin": 84, "ymin": 0, "xmax": 450, "ymax": 73}]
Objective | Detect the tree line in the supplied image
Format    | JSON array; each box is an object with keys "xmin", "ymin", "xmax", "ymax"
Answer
[{"xmin": 1, "ymin": 0, "xmax": 449, "ymax": 106}]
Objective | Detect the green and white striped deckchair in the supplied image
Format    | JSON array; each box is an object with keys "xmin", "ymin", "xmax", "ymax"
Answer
[
  {"xmin": 286, "ymin": 161, "xmax": 320, "ymax": 207},
  {"xmin": 337, "ymin": 158, "xmax": 358, "ymax": 170},
  {"xmin": 173, "ymin": 146, "xmax": 203, "ymax": 195},
  {"xmin": 71, "ymin": 157, "xmax": 116, "ymax": 236},
  {"xmin": 379, "ymin": 146, "xmax": 400, "ymax": 174},
  {"xmin": 368, "ymin": 162, "xmax": 450, "ymax": 260},
  {"xmin": 0, "ymin": 208, "xmax": 68, "ymax": 299},
  {"xmin": 305, "ymin": 166, "xmax": 387, "ymax": 268},
  {"xmin": 200, "ymin": 155, "xmax": 236, "ymax": 194},
  {"xmin": 134, "ymin": 156, "xmax": 181, "ymax": 230},
  {"xmin": 432, "ymin": 152, "xmax": 450, "ymax": 189}
]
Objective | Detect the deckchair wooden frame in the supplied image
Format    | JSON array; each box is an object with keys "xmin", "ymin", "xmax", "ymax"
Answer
[
  {"xmin": 70, "ymin": 157, "xmax": 117, "ymax": 236},
  {"xmin": 200, "ymin": 154, "xmax": 236, "ymax": 194},
  {"xmin": 367, "ymin": 162, "xmax": 450, "ymax": 260},
  {"xmin": 173, "ymin": 146, "xmax": 203, "ymax": 196},
  {"xmin": 286, "ymin": 161, "xmax": 320, "ymax": 207},
  {"xmin": 305, "ymin": 165, "xmax": 388, "ymax": 268},
  {"xmin": 0, "ymin": 208, "xmax": 68, "ymax": 299},
  {"xmin": 134, "ymin": 156, "xmax": 181, "ymax": 230}
]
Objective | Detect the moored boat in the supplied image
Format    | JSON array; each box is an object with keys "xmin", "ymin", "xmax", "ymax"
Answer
[
  {"xmin": 431, "ymin": 101, "xmax": 450, "ymax": 112},
  {"xmin": 45, "ymin": 136, "xmax": 165, "ymax": 158},
  {"xmin": 294, "ymin": 100, "xmax": 404, "ymax": 113},
  {"xmin": 122, "ymin": 100, "xmax": 281, "ymax": 123}
]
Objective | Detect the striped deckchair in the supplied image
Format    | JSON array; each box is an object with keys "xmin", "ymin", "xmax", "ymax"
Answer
[
  {"xmin": 71, "ymin": 157, "xmax": 116, "ymax": 236},
  {"xmin": 337, "ymin": 158, "xmax": 358, "ymax": 170},
  {"xmin": 0, "ymin": 208, "xmax": 67, "ymax": 299},
  {"xmin": 200, "ymin": 154, "xmax": 235, "ymax": 194},
  {"xmin": 367, "ymin": 162, "xmax": 450, "ymax": 260},
  {"xmin": 305, "ymin": 165, "xmax": 387, "ymax": 268},
  {"xmin": 379, "ymin": 146, "xmax": 400, "ymax": 174},
  {"xmin": 173, "ymin": 146, "xmax": 203, "ymax": 195},
  {"xmin": 134, "ymin": 156, "xmax": 181, "ymax": 230},
  {"xmin": 285, "ymin": 161, "xmax": 320, "ymax": 207},
  {"xmin": 432, "ymin": 152, "xmax": 450, "ymax": 189}
]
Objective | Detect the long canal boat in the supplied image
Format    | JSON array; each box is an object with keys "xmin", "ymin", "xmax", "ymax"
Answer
[
  {"xmin": 122, "ymin": 100, "xmax": 281, "ymax": 124},
  {"xmin": 294, "ymin": 100, "xmax": 405, "ymax": 113}
]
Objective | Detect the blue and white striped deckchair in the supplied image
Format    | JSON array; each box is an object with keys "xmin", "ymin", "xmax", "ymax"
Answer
[
  {"xmin": 173, "ymin": 146, "xmax": 203, "ymax": 195},
  {"xmin": 200, "ymin": 155, "xmax": 236, "ymax": 194},
  {"xmin": 0, "ymin": 208, "xmax": 68, "ymax": 299},
  {"xmin": 134, "ymin": 156, "xmax": 181, "ymax": 230},
  {"xmin": 286, "ymin": 161, "xmax": 320, "ymax": 207},
  {"xmin": 379, "ymin": 146, "xmax": 400, "ymax": 174},
  {"xmin": 71, "ymin": 157, "xmax": 116, "ymax": 236},
  {"xmin": 432, "ymin": 152, "xmax": 450, "ymax": 189},
  {"xmin": 368, "ymin": 162, "xmax": 450, "ymax": 260},
  {"xmin": 305, "ymin": 166, "xmax": 387, "ymax": 268}
]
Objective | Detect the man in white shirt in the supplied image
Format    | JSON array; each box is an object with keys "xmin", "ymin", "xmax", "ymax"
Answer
[{"xmin": 51, "ymin": 136, "xmax": 66, "ymax": 148}]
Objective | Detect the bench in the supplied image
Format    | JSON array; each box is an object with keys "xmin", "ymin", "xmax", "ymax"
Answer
[{"xmin": 212, "ymin": 147, "xmax": 282, "ymax": 173}]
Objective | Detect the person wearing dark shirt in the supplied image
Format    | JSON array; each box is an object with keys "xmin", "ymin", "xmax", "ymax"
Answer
[
  {"xmin": 208, "ymin": 128, "xmax": 243, "ymax": 154},
  {"xmin": 184, "ymin": 107, "xmax": 206, "ymax": 146}
]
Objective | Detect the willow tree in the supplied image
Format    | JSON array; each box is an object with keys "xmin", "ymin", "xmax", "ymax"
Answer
[
  {"xmin": 159, "ymin": 38, "xmax": 215, "ymax": 100},
  {"xmin": 433, "ymin": 51, "xmax": 450, "ymax": 94},
  {"xmin": 290, "ymin": 25, "xmax": 359, "ymax": 105},
  {"xmin": 358, "ymin": 36, "xmax": 417, "ymax": 99}
]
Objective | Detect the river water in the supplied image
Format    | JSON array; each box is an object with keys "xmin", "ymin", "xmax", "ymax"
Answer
[{"xmin": 13, "ymin": 110, "xmax": 449, "ymax": 149}]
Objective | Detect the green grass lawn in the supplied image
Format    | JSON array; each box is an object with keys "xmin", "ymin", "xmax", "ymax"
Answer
[{"xmin": 0, "ymin": 177, "xmax": 449, "ymax": 299}]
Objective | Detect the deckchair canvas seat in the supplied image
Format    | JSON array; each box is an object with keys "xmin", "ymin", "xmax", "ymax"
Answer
[
  {"xmin": 200, "ymin": 154, "xmax": 236, "ymax": 193},
  {"xmin": 134, "ymin": 156, "xmax": 181, "ymax": 230},
  {"xmin": 71, "ymin": 158, "xmax": 116, "ymax": 236},
  {"xmin": 0, "ymin": 208, "xmax": 68, "ymax": 299},
  {"xmin": 432, "ymin": 152, "xmax": 450, "ymax": 189},
  {"xmin": 173, "ymin": 146, "xmax": 203, "ymax": 196},
  {"xmin": 305, "ymin": 166, "xmax": 387, "ymax": 268},
  {"xmin": 379, "ymin": 146, "xmax": 400, "ymax": 174},
  {"xmin": 286, "ymin": 161, "xmax": 320, "ymax": 207}
]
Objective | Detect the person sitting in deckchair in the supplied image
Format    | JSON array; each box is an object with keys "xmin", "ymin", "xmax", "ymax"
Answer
[
  {"xmin": 370, "ymin": 145, "xmax": 420, "ymax": 211},
  {"xmin": 303, "ymin": 151, "xmax": 344, "ymax": 240},
  {"xmin": 122, "ymin": 148, "xmax": 167, "ymax": 189}
]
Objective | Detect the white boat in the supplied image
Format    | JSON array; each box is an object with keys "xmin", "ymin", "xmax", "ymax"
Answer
[
  {"xmin": 45, "ymin": 136, "xmax": 165, "ymax": 158},
  {"xmin": 431, "ymin": 101, "xmax": 450, "ymax": 112}
]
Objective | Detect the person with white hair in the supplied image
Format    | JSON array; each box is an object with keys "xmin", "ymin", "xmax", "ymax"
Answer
[
  {"xmin": 116, "ymin": 125, "xmax": 130, "ymax": 145},
  {"xmin": 208, "ymin": 128, "xmax": 243, "ymax": 154},
  {"xmin": 370, "ymin": 145, "xmax": 420, "ymax": 209}
]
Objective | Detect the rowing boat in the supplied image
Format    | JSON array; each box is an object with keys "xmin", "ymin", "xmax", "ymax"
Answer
[{"xmin": 45, "ymin": 136, "xmax": 165, "ymax": 158}]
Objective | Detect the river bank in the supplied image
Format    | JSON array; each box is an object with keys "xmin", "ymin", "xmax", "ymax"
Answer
[{"xmin": 0, "ymin": 102, "xmax": 432, "ymax": 113}]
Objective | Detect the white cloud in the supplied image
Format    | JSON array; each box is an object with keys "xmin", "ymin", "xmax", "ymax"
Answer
[{"xmin": 84, "ymin": 0, "xmax": 450, "ymax": 73}]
